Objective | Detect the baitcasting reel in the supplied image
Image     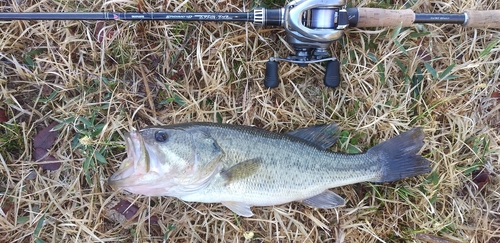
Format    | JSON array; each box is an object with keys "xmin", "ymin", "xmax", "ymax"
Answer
[{"xmin": 252, "ymin": 0, "xmax": 348, "ymax": 88}]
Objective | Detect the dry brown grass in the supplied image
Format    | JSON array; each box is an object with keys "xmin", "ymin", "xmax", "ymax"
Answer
[{"xmin": 1, "ymin": 0, "xmax": 499, "ymax": 242}]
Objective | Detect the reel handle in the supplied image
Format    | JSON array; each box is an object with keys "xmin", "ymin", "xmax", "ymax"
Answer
[
  {"xmin": 264, "ymin": 61, "xmax": 280, "ymax": 88},
  {"xmin": 324, "ymin": 60, "xmax": 340, "ymax": 88}
]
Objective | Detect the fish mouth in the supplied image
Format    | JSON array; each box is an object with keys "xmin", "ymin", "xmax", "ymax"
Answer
[{"xmin": 108, "ymin": 131, "xmax": 149, "ymax": 187}]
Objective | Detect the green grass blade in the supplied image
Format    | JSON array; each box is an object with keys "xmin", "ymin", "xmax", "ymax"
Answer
[
  {"xmin": 439, "ymin": 63, "xmax": 456, "ymax": 80},
  {"xmin": 480, "ymin": 40, "xmax": 499, "ymax": 57},
  {"xmin": 34, "ymin": 214, "xmax": 45, "ymax": 237},
  {"xmin": 424, "ymin": 62, "xmax": 438, "ymax": 79}
]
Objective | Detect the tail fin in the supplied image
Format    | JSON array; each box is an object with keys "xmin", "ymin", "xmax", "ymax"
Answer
[{"xmin": 368, "ymin": 128, "xmax": 431, "ymax": 183}]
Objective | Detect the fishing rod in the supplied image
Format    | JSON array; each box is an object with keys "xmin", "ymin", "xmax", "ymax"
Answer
[{"xmin": 1, "ymin": 0, "xmax": 499, "ymax": 88}]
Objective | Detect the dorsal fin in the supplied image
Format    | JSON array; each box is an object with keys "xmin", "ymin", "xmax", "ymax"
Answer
[{"xmin": 286, "ymin": 124, "xmax": 339, "ymax": 149}]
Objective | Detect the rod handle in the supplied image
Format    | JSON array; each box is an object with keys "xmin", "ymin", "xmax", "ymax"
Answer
[
  {"xmin": 464, "ymin": 10, "xmax": 500, "ymax": 28},
  {"xmin": 353, "ymin": 8, "xmax": 415, "ymax": 28}
]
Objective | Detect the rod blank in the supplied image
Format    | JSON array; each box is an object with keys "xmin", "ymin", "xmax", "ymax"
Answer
[{"xmin": 0, "ymin": 12, "xmax": 253, "ymax": 22}]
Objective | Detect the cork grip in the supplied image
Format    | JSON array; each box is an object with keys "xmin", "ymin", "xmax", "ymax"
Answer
[
  {"xmin": 356, "ymin": 8, "xmax": 415, "ymax": 28},
  {"xmin": 464, "ymin": 10, "xmax": 500, "ymax": 28}
]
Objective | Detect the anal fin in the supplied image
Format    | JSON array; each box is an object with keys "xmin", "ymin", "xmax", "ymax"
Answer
[
  {"xmin": 301, "ymin": 190, "xmax": 345, "ymax": 209},
  {"xmin": 222, "ymin": 201, "xmax": 253, "ymax": 217}
]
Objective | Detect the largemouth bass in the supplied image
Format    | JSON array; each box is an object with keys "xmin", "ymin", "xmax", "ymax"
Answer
[{"xmin": 108, "ymin": 123, "xmax": 430, "ymax": 217}]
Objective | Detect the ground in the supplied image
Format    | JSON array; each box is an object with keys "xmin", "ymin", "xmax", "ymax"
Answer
[{"xmin": 0, "ymin": 0, "xmax": 499, "ymax": 242}]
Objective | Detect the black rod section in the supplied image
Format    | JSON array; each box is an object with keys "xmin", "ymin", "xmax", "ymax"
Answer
[
  {"xmin": 414, "ymin": 13, "xmax": 466, "ymax": 24},
  {"xmin": 0, "ymin": 12, "xmax": 253, "ymax": 22}
]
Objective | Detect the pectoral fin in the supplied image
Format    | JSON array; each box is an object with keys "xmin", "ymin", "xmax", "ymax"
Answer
[
  {"xmin": 220, "ymin": 158, "xmax": 261, "ymax": 184},
  {"xmin": 301, "ymin": 190, "xmax": 345, "ymax": 209},
  {"xmin": 286, "ymin": 124, "xmax": 339, "ymax": 149},
  {"xmin": 222, "ymin": 201, "xmax": 253, "ymax": 217}
]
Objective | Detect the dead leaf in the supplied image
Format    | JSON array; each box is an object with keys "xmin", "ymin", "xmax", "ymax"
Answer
[
  {"xmin": 34, "ymin": 149, "xmax": 61, "ymax": 171},
  {"xmin": 148, "ymin": 215, "xmax": 159, "ymax": 224},
  {"xmin": 150, "ymin": 54, "xmax": 160, "ymax": 69},
  {"xmin": 95, "ymin": 22, "xmax": 115, "ymax": 43},
  {"xmin": 472, "ymin": 172, "xmax": 489, "ymax": 191},
  {"xmin": 0, "ymin": 109, "xmax": 6, "ymax": 122},
  {"xmin": 111, "ymin": 199, "xmax": 138, "ymax": 220},
  {"xmin": 33, "ymin": 121, "xmax": 61, "ymax": 170},
  {"xmin": 137, "ymin": 0, "xmax": 144, "ymax": 12},
  {"xmin": 33, "ymin": 121, "xmax": 59, "ymax": 150},
  {"xmin": 417, "ymin": 49, "xmax": 432, "ymax": 62},
  {"xmin": 1, "ymin": 202, "xmax": 14, "ymax": 214},
  {"xmin": 26, "ymin": 170, "xmax": 37, "ymax": 180},
  {"xmin": 111, "ymin": 200, "xmax": 158, "ymax": 224},
  {"xmin": 491, "ymin": 85, "xmax": 500, "ymax": 99},
  {"xmin": 41, "ymin": 84, "xmax": 53, "ymax": 96}
]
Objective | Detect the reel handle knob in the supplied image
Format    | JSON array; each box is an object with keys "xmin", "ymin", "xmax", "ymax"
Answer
[
  {"xmin": 264, "ymin": 60, "xmax": 280, "ymax": 88},
  {"xmin": 324, "ymin": 59, "xmax": 340, "ymax": 87}
]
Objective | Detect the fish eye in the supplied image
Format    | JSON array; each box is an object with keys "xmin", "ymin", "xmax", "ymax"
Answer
[{"xmin": 154, "ymin": 131, "xmax": 169, "ymax": 142}]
